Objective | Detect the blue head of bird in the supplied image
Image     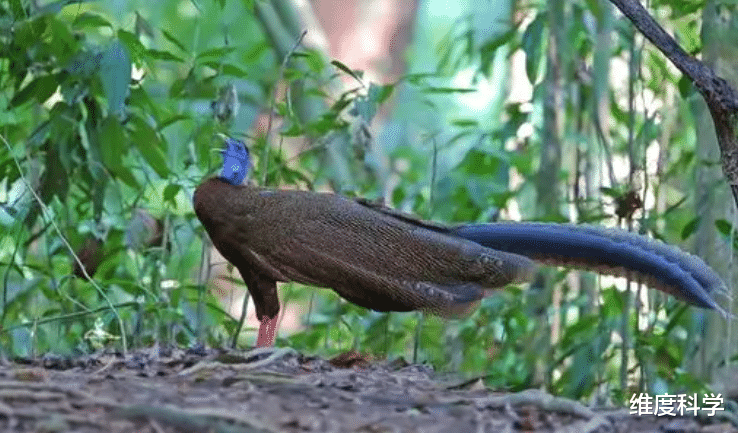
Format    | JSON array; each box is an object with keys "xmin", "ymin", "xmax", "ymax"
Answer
[{"xmin": 219, "ymin": 138, "xmax": 250, "ymax": 185}]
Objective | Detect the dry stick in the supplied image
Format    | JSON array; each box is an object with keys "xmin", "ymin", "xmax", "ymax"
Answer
[
  {"xmin": 261, "ymin": 29, "xmax": 308, "ymax": 186},
  {"xmin": 0, "ymin": 135, "xmax": 128, "ymax": 352}
]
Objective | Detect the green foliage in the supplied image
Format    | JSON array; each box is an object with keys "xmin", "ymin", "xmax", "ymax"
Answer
[
  {"xmin": 0, "ymin": 0, "xmax": 727, "ymax": 406},
  {"xmin": 0, "ymin": 0, "xmax": 270, "ymax": 356}
]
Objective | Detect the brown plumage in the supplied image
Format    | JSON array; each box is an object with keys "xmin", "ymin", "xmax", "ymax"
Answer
[
  {"xmin": 72, "ymin": 236, "xmax": 103, "ymax": 280},
  {"xmin": 194, "ymin": 139, "xmax": 723, "ymax": 347},
  {"xmin": 194, "ymin": 178, "xmax": 536, "ymax": 346}
]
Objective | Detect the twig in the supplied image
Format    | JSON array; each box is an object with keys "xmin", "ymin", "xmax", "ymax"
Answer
[
  {"xmin": 1, "ymin": 233, "xmax": 22, "ymax": 327},
  {"xmin": 1, "ymin": 301, "xmax": 140, "ymax": 333},
  {"xmin": 115, "ymin": 404, "xmax": 276, "ymax": 433},
  {"xmin": 261, "ymin": 29, "xmax": 308, "ymax": 185},
  {"xmin": 231, "ymin": 289, "xmax": 250, "ymax": 348},
  {"xmin": 0, "ymin": 134, "xmax": 128, "ymax": 352},
  {"xmin": 178, "ymin": 346, "xmax": 297, "ymax": 376}
]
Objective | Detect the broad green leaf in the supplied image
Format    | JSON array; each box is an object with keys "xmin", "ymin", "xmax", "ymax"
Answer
[
  {"xmin": 9, "ymin": 0, "xmax": 24, "ymax": 19},
  {"xmin": 715, "ymin": 219, "xmax": 732, "ymax": 237},
  {"xmin": 100, "ymin": 117, "xmax": 125, "ymax": 169},
  {"xmin": 456, "ymin": 149, "xmax": 503, "ymax": 176},
  {"xmin": 100, "ymin": 40, "xmax": 132, "ymax": 118},
  {"xmin": 195, "ymin": 123, "xmax": 216, "ymax": 170},
  {"xmin": 99, "ymin": 117, "xmax": 137, "ymax": 187},
  {"xmin": 9, "ymin": 74, "xmax": 58, "ymax": 108},
  {"xmin": 163, "ymin": 184, "xmax": 181, "ymax": 207},
  {"xmin": 522, "ymin": 12, "xmax": 545, "ymax": 84},
  {"xmin": 117, "ymin": 30, "xmax": 146, "ymax": 63},
  {"xmin": 48, "ymin": 16, "xmax": 77, "ymax": 61},
  {"xmin": 131, "ymin": 116, "xmax": 169, "ymax": 178},
  {"xmin": 681, "ymin": 216, "xmax": 700, "ymax": 240},
  {"xmin": 72, "ymin": 12, "xmax": 111, "ymax": 29},
  {"xmin": 158, "ymin": 114, "xmax": 190, "ymax": 131}
]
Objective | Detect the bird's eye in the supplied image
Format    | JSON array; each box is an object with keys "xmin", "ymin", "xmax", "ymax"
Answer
[{"xmin": 231, "ymin": 164, "xmax": 239, "ymax": 172}]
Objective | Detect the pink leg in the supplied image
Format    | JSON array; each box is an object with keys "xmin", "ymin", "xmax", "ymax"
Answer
[{"xmin": 256, "ymin": 315, "xmax": 278, "ymax": 347}]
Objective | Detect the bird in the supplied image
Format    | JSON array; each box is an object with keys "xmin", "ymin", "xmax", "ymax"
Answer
[{"xmin": 193, "ymin": 138, "xmax": 724, "ymax": 347}]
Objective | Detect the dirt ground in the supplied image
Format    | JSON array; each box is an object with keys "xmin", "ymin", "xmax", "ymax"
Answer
[{"xmin": 0, "ymin": 347, "xmax": 735, "ymax": 433}]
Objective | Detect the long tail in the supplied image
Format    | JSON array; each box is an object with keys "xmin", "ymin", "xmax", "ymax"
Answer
[{"xmin": 453, "ymin": 223, "xmax": 724, "ymax": 312}]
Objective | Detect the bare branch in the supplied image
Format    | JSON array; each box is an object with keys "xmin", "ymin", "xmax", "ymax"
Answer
[{"xmin": 609, "ymin": 0, "xmax": 738, "ymax": 206}]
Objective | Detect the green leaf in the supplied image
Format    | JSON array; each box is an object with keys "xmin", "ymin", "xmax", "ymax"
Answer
[
  {"xmin": 48, "ymin": 16, "xmax": 77, "ymax": 61},
  {"xmin": 146, "ymin": 49, "xmax": 183, "ymax": 62},
  {"xmin": 368, "ymin": 82, "xmax": 394, "ymax": 104},
  {"xmin": 479, "ymin": 28, "xmax": 516, "ymax": 75},
  {"xmin": 99, "ymin": 117, "xmax": 138, "ymax": 187},
  {"xmin": 100, "ymin": 40, "xmax": 132, "ymax": 118},
  {"xmin": 200, "ymin": 61, "xmax": 248, "ymax": 77},
  {"xmin": 117, "ymin": 30, "xmax": 146, "ymax": 64},
  {"xmin": 423, "ymin": 86, "xmax": 476, "ymax": 94},
  {"xmin": 522, "ymin": 12, "xmax": 545, "ymax": 84},
  {"xmin": 195, "ymin": 123, "xmax": 216, "ymax": 170},
  {"xmin": 33, "ymin": 0, "xmax": 77, "ymax": 16},
  {"xmin": 599, "ymin": 187, "xmax": 619, "ymax": 199},
  {"xmin": 456, "ymin": 149, "xmax": 503, "ymax": 176},
  {"xmin": 161, "ymin": 28, "xmax": 187, "ymax": 53},
  {"xmin": 715, "ymin": 219, "xmax": 732, "ymax": 237},
  {"xmin": 403, "ymin": 73, "xmax": 436, "ymax": 85},
  {"xmin": 242, "ymin": 41, "xmax": 269, "ymax": 64},
  {"xmin": 196, "ymin": 46, "xmax": 236, "ymax": 61},
  {"xmin": 73, "ymin": 12, "xmax": 111, "ymax": 29},
  {"xmin": 681, "ymin": 216, "xmax": 700, "ymax": 240},
  {"xmin": 293, "ymin": 50, "xmax": 325, "ymax": 73},
  {"xmin": 9, "ymin": 74, "xmax": 58, "ymax": 108},
  {"xmin": 450, "ymin": 119, "xmax": 479, "ymax": 128},
  {"xmin": 221, "ymin": 63, "xmax": 248, "ymax": 77},
  {"xmin": 158, "ymin": 114, "xmax": 190, "ymax": 131},
  {"xmin": 163, "ymin": 184, "xmax": 181, "ymax": 207},
  {"xmin": 331, "ymin": 60, "xmax": 363, "ymax": 83},
  {"xmin": 677, "ymin": 76, "xmax": 693, "ymax": 98},
  {"xmin": 100, "ymin": 117, "xmax": 125, "ymax": 169},
  {"xmin": 9, "ymin": 0, "xmax": 24, "ymax": 19},
  {"xmin": 131, "ymin": 116, "xmax": 169, "ymax": 178}
]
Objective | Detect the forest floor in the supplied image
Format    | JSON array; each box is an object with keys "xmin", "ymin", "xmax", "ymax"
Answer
[{"xmin": 0, "ymin": 346, "xmax": 735, "ymax": 433}]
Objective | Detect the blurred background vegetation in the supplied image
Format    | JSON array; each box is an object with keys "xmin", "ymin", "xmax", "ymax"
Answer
[{"xmin": 1, "ymin": 0, "xmax": 736, "ymax": 405}]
